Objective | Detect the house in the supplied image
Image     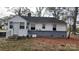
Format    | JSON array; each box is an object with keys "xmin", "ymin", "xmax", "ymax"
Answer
[
  {"xmin": 76, "ymin": 21, "xmax": 79, "ymax": 28},
  {"xmin": 0, "ymin": 18, "xmax": 9, "ymax": 30},
  {"xmin": 0, "ymin": 18, "xmax": 4, "ymax": 29},
  {"xmin": 6, "ymin": 13, "xmax": 67, "ymax": 38}
]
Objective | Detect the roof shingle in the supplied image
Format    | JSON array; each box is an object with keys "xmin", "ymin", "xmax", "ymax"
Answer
[{"xmin": 21, "ymin": 16, "xmax": 66, "ymax": 24}]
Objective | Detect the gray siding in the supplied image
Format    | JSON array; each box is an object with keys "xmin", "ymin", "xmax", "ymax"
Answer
[{"xmin": 28, "ymin": 31, "xmax": 67, "ymax": 37}]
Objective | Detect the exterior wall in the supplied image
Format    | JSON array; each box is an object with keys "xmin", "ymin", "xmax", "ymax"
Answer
[
  {"xmin": 29, "ymin": 22, "xmax": 67, "ymax": 31},
  {"xmin": 34, "ymin": 23, "xmax": 53, "ymax": 31},
  {"xmin": 28, "ymin": 31, "xmax": 67, "ymax": 37},
  {"xmin": 6, "ymin": 16, "xmax": 28, "ymax": 37},
  {"xmin": 57, "ymin": 24, "xmax": 67, "ymax": 31},
  {"xmin": 28, "ymin": 22, "xmax": 67, "ymax": 37},
  {"xmin": 76, "ymin": 24, "xmax": 79, "ymax": 28}
]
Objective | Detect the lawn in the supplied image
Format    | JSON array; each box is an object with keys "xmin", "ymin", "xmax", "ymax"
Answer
[{"xmin": 0, "ymin": 35, "xmax": 79, "ymax": 51}]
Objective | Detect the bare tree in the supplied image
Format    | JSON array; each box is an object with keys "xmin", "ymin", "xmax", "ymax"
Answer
[
  {"xmin": 36, "ymin": 7, "xmax": 44, "ymax": 17},
  {"xmin": 12, "ymin": 7, "xmax": 31, "ymax": 16},
  {"xmin": 72, "ymin": 7, "xmax": 78, "ymax": 35},
  {"xmin": 45, "ymin": 7, "xmax": 63, "ymax": 19},
  {"xmin": 6, "ymin": 7, "xmax": 35, "ymax": 16},
  {"xmin": 61, "ymin": 7, "xmax": 78, "ymax": 35}
]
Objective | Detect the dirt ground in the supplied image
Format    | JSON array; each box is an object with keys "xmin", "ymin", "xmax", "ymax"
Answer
[
  {"xmin": 0, "ymin": 35, "xmax": 79, "ymax": 51},
  {"xmin": 34, "ymin": 35, "xmax": 79, "ymax": 45},
  {"xmin": 30, "ymin": 35, "xmax": 79, "ymax": 50}
]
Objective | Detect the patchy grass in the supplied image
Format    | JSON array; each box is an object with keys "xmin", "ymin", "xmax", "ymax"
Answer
[{"xmin": 0, "ymin": 36, "xmax": 79, "ymax": 51}]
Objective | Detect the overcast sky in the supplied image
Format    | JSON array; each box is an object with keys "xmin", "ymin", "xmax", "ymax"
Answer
[{"xmin": 0, "ymin": 7, "xmax": 13, "ymax": 18}]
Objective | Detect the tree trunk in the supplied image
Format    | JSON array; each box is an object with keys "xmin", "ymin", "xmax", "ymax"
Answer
[
  {"xmin": 72, "ymin": 7, "xmax": 78, "ymax": 35},
  {"xmin": 68, "ymin": 24, "xmax": 71, "ymax": 39},
  {"xmin": 18, "ymin": 8, "xmax": 21, "ymax": 16}
]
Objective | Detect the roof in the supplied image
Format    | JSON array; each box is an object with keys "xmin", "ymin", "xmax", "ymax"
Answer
[{"xmin": 21, "ymin": 16, "xmax": 66, "ymax": 24}]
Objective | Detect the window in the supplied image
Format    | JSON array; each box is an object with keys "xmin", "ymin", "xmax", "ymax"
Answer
[
  {"xmin": 26, "ymin": 26, "xmax": 28, "ymax": 29},
  {"xmin": 31, "ymin": 24, "xmax": 35, "ymax": 30},
  {"xmin": 26, "ymin": 22, "xmax": 29, "ymax": 29},
  {"xmin": 53, "ymin": 28, "xmax": 56, "ymax": 31},
  {"xmin": 5, "ymin": 23, "xmax": 8, "ymax": 25},
  {"xmin": 10, "ymin": 22, "xmax": 13, "ymax": 29},
  {"xmin": 31, "ymin": 27, "xmax": 35, "ymax": 30},
  {"xmin": 53, "ymin": 24, "xmax": 56, "ymax": 31},
  {"xmin": 27, "ymin": 22, "xmax": 29, "ymax": 25},
  {"xmin": 20, "ymin": 22, "xmax": 25, "ymax": 29},
  {"xmin": 42, "ymin": 24, "xmax": 45, "ymax": 29}
]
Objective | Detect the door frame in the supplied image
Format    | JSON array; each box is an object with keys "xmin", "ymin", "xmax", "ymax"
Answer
[{"xmin": 13, "ymin": 22, "xmax": 19, "ymax": 36}]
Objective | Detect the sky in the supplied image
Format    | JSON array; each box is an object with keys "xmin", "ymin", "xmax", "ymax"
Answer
[{"xmin": 0, "ymin": 7, "xmax": 13, "ymax": 18}]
